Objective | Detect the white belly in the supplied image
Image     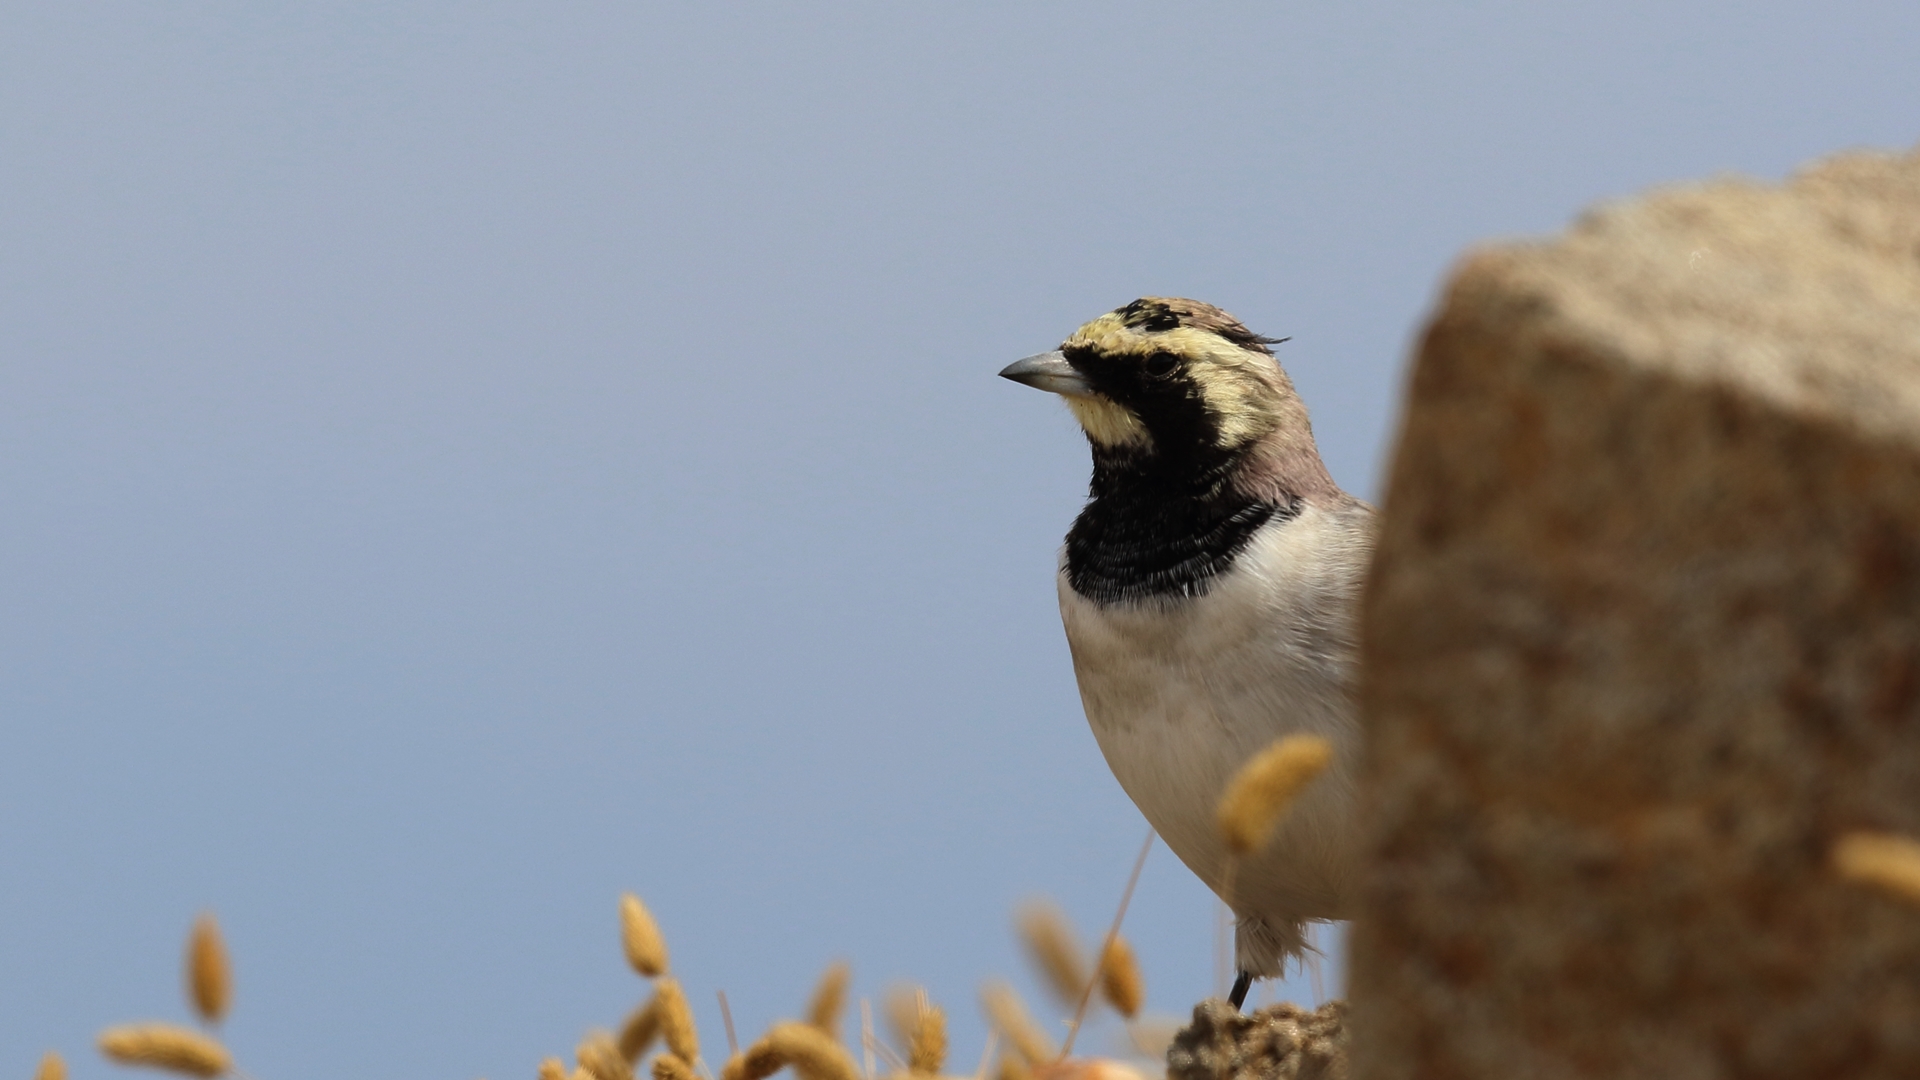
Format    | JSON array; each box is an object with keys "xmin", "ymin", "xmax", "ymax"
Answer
[{"xmin": 1058, "ymin": 504, "xmax": 1367, "ymax": 928}]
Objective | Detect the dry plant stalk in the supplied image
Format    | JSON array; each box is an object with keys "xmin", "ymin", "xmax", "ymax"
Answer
[
  {"xmin": 98, "ymin": 1024, "xmax": 232, "ymax": 1078},
  {"xmin": 805, "ymin": 961, "xmax": 852, "ymax": 1040},
  {"xmin": 184, "ymin": 914, "xmax": 232, "ymax": 1025},
  {"xmin": 1015, "ymin": 902, "xmax": 1091, "ymax": 1010},
  {"xmin": 1095, "ymin": 935, "xmax": 1143, "ymax": 1020},
  {"xmin": 906, "ymin": 993, "xmax": 947, "ymax": 1076},
  {"xmin": 1833, "ymin": 831, "xmax": 1920, "ymax": 908},
  {"xmin": 539, "ymin": 1057, "xmax": 570, "ymax": 1080},
  {"xmin": 652, "ymin": 1055, "xmax": 699, "ymax": 1080},
  {"xmin": 578, "ymin": 1031, "xmax": 635, "ymax": 1080},
  {"xmin": 620, "ymin": 893, "xmax": 671, "ymax": 978},
  {"xmin": 36, "ymin": 1051, "xmax": 66, "ymax": 1080},
  {"xmin": 1216, "ymin": 735, "xmax": 1334, "ymax": 854},
  {"xmin": 654, "ymin": 976, "xmax": 700, "ymax": 1063},
  {"xmin": 979, "ymin": 981, "xmax": 1054, "ymax": 1065},
  {"xmin": 618, "ymin": 995, "xmax": 663, "ymax": 1064}
]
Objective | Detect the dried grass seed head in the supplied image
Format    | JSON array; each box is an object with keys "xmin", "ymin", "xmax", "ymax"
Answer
[
  {"xmin": 1216, "ymin": 735, "xmax": 1334, "ymax": 855},
  {"xmin": 620, "ymin": 893, "xmax": 671, "ymax": 978},
  {"xmin": 805, "ymin": 960, "xmax": 852, "ymax": 1040},
  {"xmin": 98, "ymin": 1024, "xmax": 232, "ymax": 1079},
  {"xmin": 1015, "ymin": 901, "xmax": 1091, "ymax": 1010},
  {"xmin": 539, "ymin": 1058, "xmax": 570, "ymax": 1080},
  {"xmin": 36, "ymin": 1052, "xmax": 67, "ymax": 1080},
  {"xmin": 655, "ymin": 976, "xmax": 701, "ymax": 1062},
  {"xmin": 1095, "ymin": 936, "xmax": 1143, "ymax": 1020},
  {"xmin": 184, "ymin": 914, "xmax": 232, "ymax": 1025},
  {"xmin": 578, "ymin": 1032, "xmax": 634, "ymax": 1080},
  {"xmin": 765, "ymin": 1023, "xmax": 859, "ymax": 1080},
  {"xmin": 652, "ymin": 1056, "xmax": 699, "ymax": 1080},
  {"xmin": 1834, "ymin": 831, "xmax": 1920, "ymax": 908},
  {"xmin": 618, "ymin": 995, "xmax": 664, "ymax": 1064},
  {"xmin": 979, "ymin": 981, "xmax": 1055, "ymax": 1065},
  {"xmin": 719, "ymin": 1041, "xmax": 779, "ymax": 1080},
  {"xmin": 907, "ymin": 997, "xmax": 948, "ymax": 1076}
]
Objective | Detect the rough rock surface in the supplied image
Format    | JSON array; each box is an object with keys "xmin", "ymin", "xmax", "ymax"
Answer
[
  {"xmin": 1167, "ymin": 999, "xmax": 1347, "ymax": 1080},
  {"xmin": 1353, "ymin": 145, "xmax": 1920, "ymax": 1080}
]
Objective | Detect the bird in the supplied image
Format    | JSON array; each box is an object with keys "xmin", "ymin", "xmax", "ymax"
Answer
[{"xmin": 999, "ymin": 297, "xmax": 1373, "ymax": 1009}]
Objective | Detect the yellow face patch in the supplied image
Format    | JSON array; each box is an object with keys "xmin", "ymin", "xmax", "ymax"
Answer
[
  {"xmin": 1059, "ymin": 310, "xmax": 1286, "ymax": 452},
  {"xmin": 1064, "ymin": 395, "xmax": 1152, "ymax": 449}
]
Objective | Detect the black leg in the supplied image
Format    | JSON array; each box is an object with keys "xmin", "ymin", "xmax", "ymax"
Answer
[{"xmin": 1228, "ymin": 970, "xmax": 1253, "ymax": 1010}]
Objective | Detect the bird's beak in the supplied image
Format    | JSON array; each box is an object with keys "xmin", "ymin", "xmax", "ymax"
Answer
[{"xmin": 998, "ymin": 351, "xmax": 1093, "ymax": 397}]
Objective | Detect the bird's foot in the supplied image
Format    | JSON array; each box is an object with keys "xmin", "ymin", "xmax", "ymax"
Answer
[{"xmin": 1228, "ymin": 970, "xmax": 1253, "ymax": 1010}]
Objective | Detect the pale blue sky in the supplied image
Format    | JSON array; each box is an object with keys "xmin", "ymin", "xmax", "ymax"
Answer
[{"xmin": 4, "ymin": 4, "xmax": 1917, "ymax": 1078}]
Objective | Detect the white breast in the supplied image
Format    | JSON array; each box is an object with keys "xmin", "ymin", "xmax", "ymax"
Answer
[{"xmin": 1058, "ymin": 501, "xmax": 1372, "ymax": 946}]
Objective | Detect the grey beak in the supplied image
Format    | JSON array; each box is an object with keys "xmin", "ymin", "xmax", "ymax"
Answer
[{"xmin": 998, "ymin": 351, "xmax": 1094, "ymax": 397}]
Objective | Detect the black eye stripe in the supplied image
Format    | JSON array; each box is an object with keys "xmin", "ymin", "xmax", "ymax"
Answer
[{"xmin": 1144, "ymin": 352, "xmax": 1177, "ymax": 377}]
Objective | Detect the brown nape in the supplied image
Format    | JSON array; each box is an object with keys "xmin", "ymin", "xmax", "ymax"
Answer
[{"xmin": 1116, "ymin": 297, "xmax": 1285, "ymax": 356}]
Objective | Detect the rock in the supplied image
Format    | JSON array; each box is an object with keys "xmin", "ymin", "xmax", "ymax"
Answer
[
  {"xmin": 1166, "ymin": 999, "xmax": 1347, "ymax": 1080},
  {"xmin": 1353, "ymin": 145, "xmax": 1920, "ymax": 1080}
]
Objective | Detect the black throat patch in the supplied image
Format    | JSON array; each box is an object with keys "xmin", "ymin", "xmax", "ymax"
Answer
[{"xmin": 1064, "ymin": 454, "xmax": 1302, "ymax": 605}]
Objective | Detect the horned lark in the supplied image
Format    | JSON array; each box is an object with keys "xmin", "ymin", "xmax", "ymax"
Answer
[{"xmin": 1000, "ymin": 298, "xmax": 1373, "ymax": 1007}]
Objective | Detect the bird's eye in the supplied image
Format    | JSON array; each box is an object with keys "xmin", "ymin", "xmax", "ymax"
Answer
[{"xmin": 1144, "ymin": 352, "xmax": 1177, "ymax": 378}]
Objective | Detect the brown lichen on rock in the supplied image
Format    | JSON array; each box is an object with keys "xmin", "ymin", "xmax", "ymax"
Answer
[
  {"xmin": 1167, "ymin": 999, "xmax": 1347, "ymax": 1080},
  {"xmin": 1354, "ymin": 145, "xmax": 1920, "ymax": 1079}
]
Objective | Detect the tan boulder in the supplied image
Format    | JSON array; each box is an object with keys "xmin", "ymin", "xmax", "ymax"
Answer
[{"xmin": 1353, "ymin": 146, "xmax": 1920, "ymax": 1079}]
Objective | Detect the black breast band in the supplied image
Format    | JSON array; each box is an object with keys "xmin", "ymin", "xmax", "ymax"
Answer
[{"xmin": 1065, "ymin": 480, "xmax": 1301, "ymax": 605}]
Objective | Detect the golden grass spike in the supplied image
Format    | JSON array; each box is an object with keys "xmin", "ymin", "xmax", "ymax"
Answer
[
  {"xmin": 718, "ymin": 1041, "xmax": 778, "ymax": 1080},
  {"xmin": 655, "ymin": 976, "xmax": 700, "ymax": 1063},
  {"xmin": 805, "ymin": 961, "xmax": 852, "ymax": 1041},
  {"xmin": 1834, "ymin": 831, "xmax": 1920, "ymax": 908},
  {"xmin": 35, "ymin": 1051, "xmax": 67, "ymax": 1080},
  {"xmin": 618, "ymin": 995, "xmax": 662, "ymax": 1064},
  {"xmin": 98, "ymin": 1024, "xmax": 231, "ymax": 1078},
  {"xmin": 184, "ymin": 914, "xmax": 232, "ymax": 1025},
  {"xmin": 994, "ymin": 1053, "xmax": 1033, "ymax": 1080},
  {"xmin": 1096, "ymin": 935, "xmax": 1143, "ymax": 1020},
  {"xmin": 538, "ymin": 1057, "xmax": 569, "ymax": 1080},
  {"xmin": 578, "ymin": 1032, "xmax": 634, "ymax": 1080},
  {"xmin": 906, "ymin": 992, "xmax": 947, "ymax": 1076},
  {"xmin": 978, "ymin": 981, "xmax": 1053, "ymax": 1065},
  {"xmin": 620, "ymin": 893, "xmax": 671, "ymax": 977},
  {"xmin": 1015, "ymin": 901, "xmax": 1091, "ymax": 1010},
  {"xmin": 1215, "ymin": 735, "xmax": 1334, "ymax": 855},
  {"xmin": 763, "ymin": 1022, "xmax": 858, "ymax": 1080},
  {"xmin": 652, "ymin": 1055, "xmax": 699, "ymax": 1080}
]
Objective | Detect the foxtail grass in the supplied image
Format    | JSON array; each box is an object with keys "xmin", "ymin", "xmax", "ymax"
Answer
[
  {"xmin": 98, "ymin": 1025, "xmax": 231, "ymax": 1078},
  {"xmin": 906, "ymin": 990, "xmax": 947, "ymax": 1076},
  {"xmin": 1015, "ymin": 903, "xmax": 1091, "ymax": 1012},
  {"xmin": 1216, "ymin": 735, "xmax": 1333, "ymax": 855},
  {"xmin": 979, "ymin": 982, "xmax": 1053, "ymax": 1066},
  {"xmin": 1834, "ymin": 831, "xmax": 1920, "ymax": 908},
  {"xmin": 578, "ymin": 1032, "xmax": 634, "ymax": 1080},
  {"xmin": 805, "ymin": 961, "xmax": 851, "ymax": 1041},
  {"xmin": 185, "ymin": 915, "xmax": 231, "ymax": 1026},
  {"xmin": 653, "ymin": 977, "xmax": 700, "ymax": 1064},
  {"xmin": 1096, "ymin": 935, "xmax": 1142, "ymax": 1020},
  {"xmin": 620, "ymin": 894, "xmax": 671, "ymax": 978}
]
